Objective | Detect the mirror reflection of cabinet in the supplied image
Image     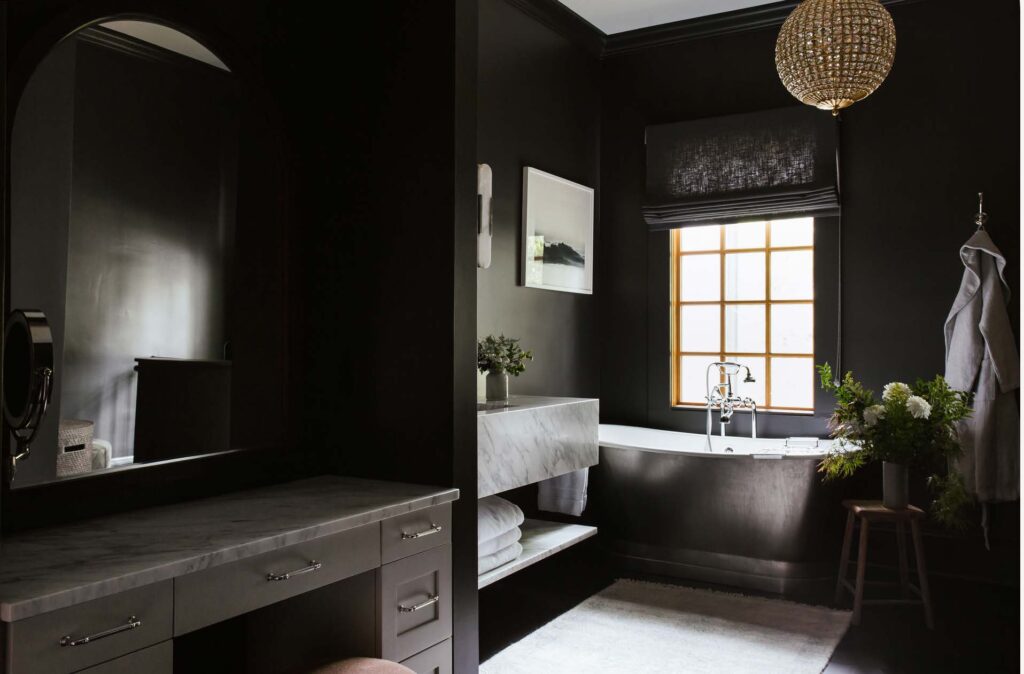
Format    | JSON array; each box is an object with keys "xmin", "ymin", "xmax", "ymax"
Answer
[{"xmin": 8, "ymin": 20, "xmax": 288, "ymax": 488}]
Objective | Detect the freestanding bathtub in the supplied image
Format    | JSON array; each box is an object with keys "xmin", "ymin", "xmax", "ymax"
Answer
[{"xmin": 597, "ymin": 424, "xmax": 845, "ymax": 595}]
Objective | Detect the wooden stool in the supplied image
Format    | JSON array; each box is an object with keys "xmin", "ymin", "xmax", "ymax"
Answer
[{"xmin": 834, "ymin": 500, "xmax": 934, "ymax": 629}]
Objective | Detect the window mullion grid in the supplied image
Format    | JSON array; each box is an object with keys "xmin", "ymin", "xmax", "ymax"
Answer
[
  {"xmin": 674, "ymin": 220, "xmax": 813, "ymax": 411},
  {"xmin": 672, "ymin": 231, "xmax": 680, "ymax": 406},
  {"xmin": 718, "ymin": 226, "xmax": 725, "ymax": 386},
  {"xmin": 765, "ymin": 220, "xmax": 772, "ymax": 410}
]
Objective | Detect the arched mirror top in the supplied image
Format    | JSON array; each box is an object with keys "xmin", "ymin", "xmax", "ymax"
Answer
[{"xmin": 96, "ymin": 20, "xmax": 230, "ymax": 71}]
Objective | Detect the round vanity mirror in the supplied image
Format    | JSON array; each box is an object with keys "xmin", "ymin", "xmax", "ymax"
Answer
[
  {"xmin": 2, "ymin": 311, "xmax": 55, "ymax": 471},
  {"xmin": 7, "ymin": 18, "xmax": 288, "ymax": 488}
]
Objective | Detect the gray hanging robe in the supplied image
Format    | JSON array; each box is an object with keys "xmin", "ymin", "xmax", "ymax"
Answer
[{"xmin": 943, "ymin": 230, "xmax": 1019, "ymax": 505}]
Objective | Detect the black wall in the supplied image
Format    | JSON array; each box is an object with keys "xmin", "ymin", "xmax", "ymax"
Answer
[
  {"xmin": 292, "ymin": 3, "xmax": 479, "ymax": 669},
  {"xmin": 599, "ymin": 0, "xmax": 1020, "ymax": 438},
  {"xmin": 476, "ymin": 0, "xmax": 601, "ymax": 399}
]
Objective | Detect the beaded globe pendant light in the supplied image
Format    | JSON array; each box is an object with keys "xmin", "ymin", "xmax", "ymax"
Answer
[{"xmin": 775, "ymin": 0, "xmax": 896, "ymax": 115}]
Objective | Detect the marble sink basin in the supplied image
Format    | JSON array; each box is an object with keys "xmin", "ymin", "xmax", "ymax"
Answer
[{"xmin": 477, "ymin": 395, "xmax": 598, "ymax": 498}]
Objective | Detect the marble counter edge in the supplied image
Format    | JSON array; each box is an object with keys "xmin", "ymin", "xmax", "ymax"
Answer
[
  {"xmin": 477, "ymin": 396, "xmax": 599, "ymax": 416},
  {"xmin": 0, "ymin": 483, "xmax": 459, "ymax": 622}
]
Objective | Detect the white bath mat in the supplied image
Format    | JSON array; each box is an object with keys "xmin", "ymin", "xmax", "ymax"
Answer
[{"xmin": 481, "ymin": 579, "xmax": 851, "ymax": 674}]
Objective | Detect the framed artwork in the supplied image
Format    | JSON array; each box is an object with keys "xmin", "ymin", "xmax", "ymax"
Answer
[{"xmin": 521, "ymin": 167, "xmax": 594, "ymax": 294}]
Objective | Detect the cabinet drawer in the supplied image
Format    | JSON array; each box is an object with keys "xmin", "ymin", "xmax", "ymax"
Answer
[
  {"xmin": 174, "ymin": 523, "xmax": 380, "ymax": 635},
  {"xmin": 76, "ymin": 640, "xmax": 172, "ymax": 674},
  {"xmin": 381, "ymin": 504, "xmax": 451, "ymax": 564},
  {"xmin": 379, "ymin": 545, "xmax": 451, "ymax": 663},
  {"xmin": 400, "ymin": 639, "xmax": 452, "ymax": 674},
  {"xmin": 6, "ymin": 582, "xmax": 172, "ymax": 674}
]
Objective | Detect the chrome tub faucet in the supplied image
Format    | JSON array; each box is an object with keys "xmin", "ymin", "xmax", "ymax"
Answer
[{"xmin": 705, "ymin": 362, "xmax": 758, "ymax": 451}]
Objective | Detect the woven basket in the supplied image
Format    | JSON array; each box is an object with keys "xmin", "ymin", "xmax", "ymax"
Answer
[{"xmin": 57, "ymin": 420, "xmax": 95, "ymax": 478}]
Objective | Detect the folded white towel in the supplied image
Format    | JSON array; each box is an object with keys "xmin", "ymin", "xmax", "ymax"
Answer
[
  {"xmin": 538, "ymin": 468, "xmax": 589, "ymax": 516},
  {"xmin": 478, "ymin": 541, "xmax": 523, "ymax": 575},
  {"xmin": 478, "ymin": 496, "xmax": 524, "ymax": 543},
  {"xmin": 479, "ymin": 526, "xmax": 522, "ymax": 558}
]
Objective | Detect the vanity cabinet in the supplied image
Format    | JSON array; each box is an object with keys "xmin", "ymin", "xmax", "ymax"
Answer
[
  {"xmin": 382, "ymin": 503, "xmax": 452, "ymax": 564},
  {"xmin": 0, "ymin": 477, "xmax": 457, "ymax": 674},
  {"xmin": 382, "ymin": 545, "xmax": 453, "ymax": 664},
  {"xmin": 174, "ymin": 523, "xmax": 381, "ymax": 635},
  {"xmin": 5, "ymin": 583, "xmax": 172, "ymax": 674},
  {"xmin": 76, "ymin": 642, "xmax": 172, "ymax": 674},
  {"xmin": 400, "ymin": 639, "xmax": 453, "ymax": 674}
]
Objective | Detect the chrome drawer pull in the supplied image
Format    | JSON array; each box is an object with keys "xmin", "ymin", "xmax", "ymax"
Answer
[
  {"xmin": 267, "ymin": 560, "xmax": 322, "ymax": 582},
  {"xmin": 401, "ymin": 524, "xmax": 442, "ymax": 540},
  {"xmin": 398, "ymin": 594, "xmax": 440, "ymax": 613},
  {"xmin": 60, "ymin": 616, "xmax": 141, "ymax": 647}
]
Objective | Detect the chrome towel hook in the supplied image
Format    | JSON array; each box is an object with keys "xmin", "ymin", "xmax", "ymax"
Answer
[{"xmin": 974, "ymin": 192, "xmax": 988, "ymax": 230}]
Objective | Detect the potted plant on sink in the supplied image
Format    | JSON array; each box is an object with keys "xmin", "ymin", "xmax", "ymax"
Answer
[
  {"xmin": 477, "ymin": 335, "xmax": 533, "ymax": 403},
  {"xmin": 817, "ymin": 363, "xmax": 973, "ymax": 526}
]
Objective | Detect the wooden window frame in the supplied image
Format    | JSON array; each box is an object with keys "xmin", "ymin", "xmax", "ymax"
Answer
[{"xmin": 670, "ymin": 220, "xmax": 815, "ymax": 412}]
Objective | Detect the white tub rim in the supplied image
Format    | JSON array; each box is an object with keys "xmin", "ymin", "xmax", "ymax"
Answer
[{"xmin": 598, "ymin": 423, "xmax": 838, "ymax": 459}]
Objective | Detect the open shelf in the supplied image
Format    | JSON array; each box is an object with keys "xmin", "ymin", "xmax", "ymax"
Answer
[{"xmin": 478, "ymin": 518, "xmax": 598, "ymax": 589}]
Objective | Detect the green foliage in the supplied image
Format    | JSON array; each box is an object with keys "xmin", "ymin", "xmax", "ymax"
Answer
[
  {"xmin": 928, "ymin": 472, "xmax": 971, "ymax": 531},
  {"xmin": 818, "ymin": 446, "xmax": 867, "ymax": 481},
  {"xmin": 816, "ymin": 363, "xmax": 973, "ymax": 527},
  {"xmin": 477, "ymin": 335, "xmax": 533, "ymax": 376}
]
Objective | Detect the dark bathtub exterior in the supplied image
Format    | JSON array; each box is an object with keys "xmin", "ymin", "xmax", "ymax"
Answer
[{"xmin": 597, "ymin": 442, "xmax": 846, "ymax": 595}]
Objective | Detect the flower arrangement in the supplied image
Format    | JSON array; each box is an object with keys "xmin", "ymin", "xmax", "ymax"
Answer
[
  {"xmin": 477, "ymin": 335, "xmax": 533, "ymax": 376},
  {"xmin": 817, "ymin": 363, "xmax": 973, "ymax": 527}
]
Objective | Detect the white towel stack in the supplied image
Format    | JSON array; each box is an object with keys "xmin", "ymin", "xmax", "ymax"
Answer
[{"xmin": 478, "ymin": 496, "xmax": 524, "ymax": 575}]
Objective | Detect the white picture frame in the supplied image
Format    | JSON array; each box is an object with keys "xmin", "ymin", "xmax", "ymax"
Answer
[{"xmin": 521, "ymin": 167, "xmax": 594, "ymax": 294}]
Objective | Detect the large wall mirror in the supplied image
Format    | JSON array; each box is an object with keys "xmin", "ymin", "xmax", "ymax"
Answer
[{"xmin": 7, "ymin": 18, "xmax": 289, "ymax": 488}]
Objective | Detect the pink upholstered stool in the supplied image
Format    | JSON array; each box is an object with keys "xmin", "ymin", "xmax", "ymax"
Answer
[{"xmin": 308, "ymin": 657, "xmax": 414, "ymax": 674}]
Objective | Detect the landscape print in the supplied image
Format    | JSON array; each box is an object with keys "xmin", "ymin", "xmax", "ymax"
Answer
[{"xmin": 522, "ymin": 167, "xmax": 594, "ymax": 294}]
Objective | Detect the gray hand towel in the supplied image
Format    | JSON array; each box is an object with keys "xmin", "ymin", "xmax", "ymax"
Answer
[{"xmin": 538, "ymin": 468, "xmax": 588, "ymax": 516}]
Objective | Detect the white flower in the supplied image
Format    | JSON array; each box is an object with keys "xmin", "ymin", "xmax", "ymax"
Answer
[
  {"xmin": 906, "ymin": 395, "xmax": 932, "ymax": 419},
  {"xmin": 882, "ymin": 382, "xmax": 911, "ymax": 401},
  {"xmin": 863, "ymin": 404, "xmax": 886, "ymax": 427}
]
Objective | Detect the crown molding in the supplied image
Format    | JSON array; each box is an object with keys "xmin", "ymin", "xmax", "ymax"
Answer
[
  {"xmin": 603, "ymin": 0, "xmax": 925, "ymax": 59},
  {"xmin": 604, "ymin": 1, "xmax": 797, "ymax": 57},
  {"xmin": 502, "ymin": 0, "xmax": 606, "ymax": 57},
  {"xmin": 503, "ymin": 0, "xmax": 926, "ymax": 61}
]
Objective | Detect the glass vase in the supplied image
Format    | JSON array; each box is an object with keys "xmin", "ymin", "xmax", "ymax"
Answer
[{"xmin": 485, "ymin": 372, "xmax": 509, "ymax": 402}]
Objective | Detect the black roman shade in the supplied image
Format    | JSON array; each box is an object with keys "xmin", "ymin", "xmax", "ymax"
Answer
[{"xmin": 643, "ymin": 106, "xmax": 839, "ymax": 230}]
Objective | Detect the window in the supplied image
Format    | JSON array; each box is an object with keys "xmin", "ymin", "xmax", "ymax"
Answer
[{"xmin": 670, "ymin": 217, "xmax": 815, "ymax": 412}]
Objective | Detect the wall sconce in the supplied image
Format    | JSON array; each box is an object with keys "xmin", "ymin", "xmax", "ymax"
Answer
[{"xmin": 477, "ymin": 163, "xmax": 493, "ymax": 269}]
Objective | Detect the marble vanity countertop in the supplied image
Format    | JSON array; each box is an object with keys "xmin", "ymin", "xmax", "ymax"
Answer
[
  {"xmin": 477, "ymin": 395, "xmax": 597, "ymax": 416},
  {"xmin": 478, "ymin": 396, "xmax": 599, "ymax": 498},
  {"xmin": 0, "ymin": 476, "xmax": 458, "ymax": 622}
]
